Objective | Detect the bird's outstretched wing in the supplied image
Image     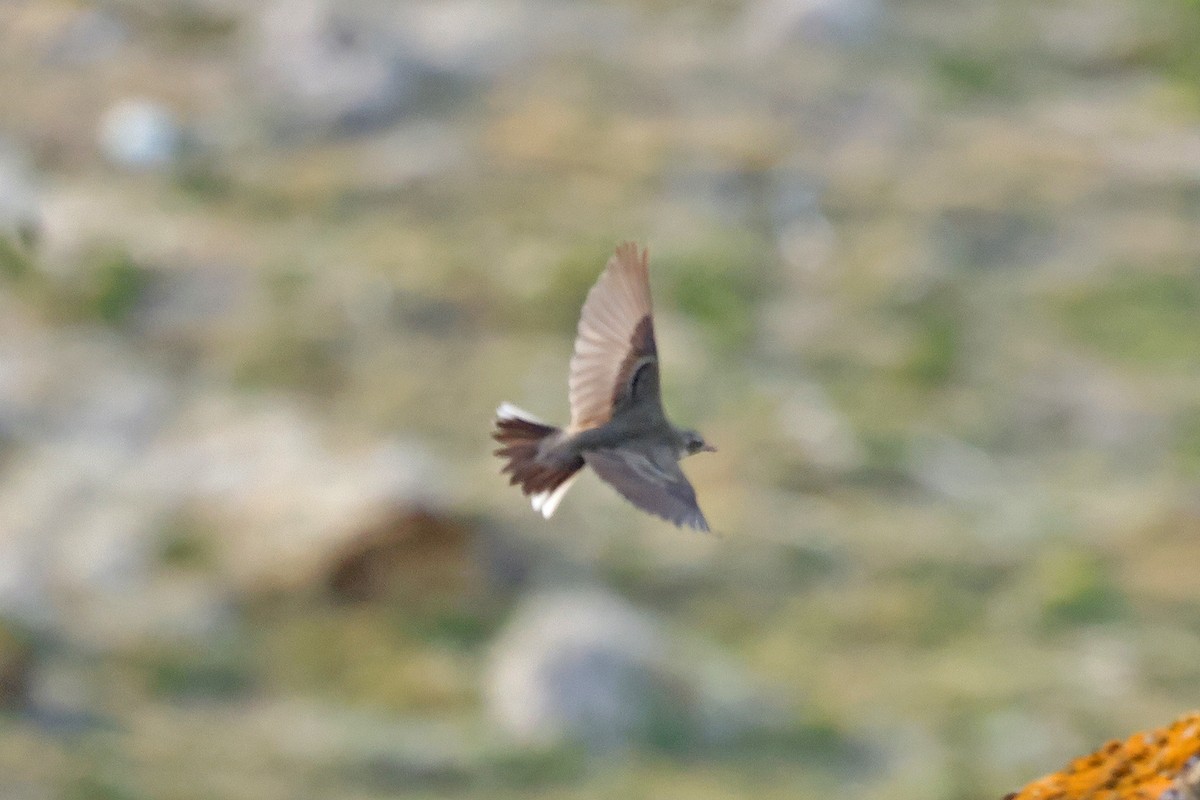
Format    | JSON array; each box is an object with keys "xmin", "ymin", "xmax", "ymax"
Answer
[
  {"xmin": 567, "ymin": 242, "xmax": 663, "ymax": 432},
  {"xmin": 584, "ymin": 447, "xmax": 709, "ymax": 532}
]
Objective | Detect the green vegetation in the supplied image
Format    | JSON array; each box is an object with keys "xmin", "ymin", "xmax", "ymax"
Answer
[
  {"xmin": 933, "ymin": 53, "xmax": 1013, "ymax": 101},
  {"xmin": 1056, "ymin": 268, "xmax": 1200, "ymax": 366},
  {"xmin": 88, "ymin": 251, "xmax": 153, "ymax": 326},
  {"xmin": 0, "ymin": 235, "xmax": 33, "ymax": 281},
  {"xmin": 1032, "ymin": 546, "xmax": 1127, "ymax": 631},
  {"xmin": 1, "ymin": 0, "xmax": 1198, "ymax": 799},
  {"xmin": 662, "ymin": 236, "xmax": 771, "ymax": 352},
  {"xmin": 1174, "ymin": 405, "xmax": 1200, "ymax": 477}
]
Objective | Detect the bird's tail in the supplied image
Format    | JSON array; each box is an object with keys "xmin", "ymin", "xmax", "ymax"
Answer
[{"xmin": 492, "ymin": 403, "xmax": 582, "ymax": 518}]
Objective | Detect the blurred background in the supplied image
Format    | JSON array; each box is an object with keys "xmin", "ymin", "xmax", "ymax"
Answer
[{"xmin": 1, "ymin": 0, "xmax": 1199, "ymax": 798}]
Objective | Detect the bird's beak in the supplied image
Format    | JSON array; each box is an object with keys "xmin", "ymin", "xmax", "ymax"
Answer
[{"xmin": 701, "ymin": 443, "xmax": 717, "ymax": 453}]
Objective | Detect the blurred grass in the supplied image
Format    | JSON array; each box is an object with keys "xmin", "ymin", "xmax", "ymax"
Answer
[
  {"xmin": 0, "ymin": 235, "xmax": 33, "ymax": 281},
  {"xmin": 659, "ymin": 235, "xmax": 773, "ymax": 352},
  {"xmin": 1056, "ymin": 268, "xmax": 1200, "ymax": 367},
  {"xmin": 251, "ymin": 599, "xmax": 481, "ymax": 714},
  {"xmin": 895, "ymin": 284, "xmax": 966, "ymax": 389},
  {"xmin": 144, "ymin": 647, "xmax": 254, "ymax": 702},
  {"xmin": 88, "ymin": 251, "xmax": 153, "ymax": 326},
  {"xmin": 1173, "ymin": 406, "xmax": 1200, "ymax": 476},
  {"xmin": 1031, "ymin": 545, "xmax": 1128, "ymax": 631},
  {"xmin": 932, "ymin": 52, "xmax": 1015, "ymax": 102},
  {"xmin": 1133, "ymin": 0, "xmax": 1200, "ymax": 100},
  {"xmin": 0, "ymin": 1, "xmax": 1198, "ymax": 799},
  {"xmin": 156, "ymin": 512, "xmax": 218, "ymax": 571}
]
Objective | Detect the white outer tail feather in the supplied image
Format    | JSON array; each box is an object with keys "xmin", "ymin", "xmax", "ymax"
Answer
[
  {"xmin": 496, "ymin": 402, "xmax": 546, "ymax": 424},
  {"xmin": 496, "ymin": 402, "xmax": 577, "ymax": 518},
  {"xmin": 531, "ymin": 473, "xmax": 578, "ymax": 518}
]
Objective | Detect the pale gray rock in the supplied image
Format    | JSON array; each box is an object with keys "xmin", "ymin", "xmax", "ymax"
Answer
[
  {"xmin": 1036, "ymin": 3, "xmax": 1141, "ymax": 69},
  {"xmin": 402, "ymin": 0, "xmax": 536, "ymax": 79},
  {"xmin": 486, "ymin": 588, "xmax": 667, "ymax": 750},
  {"xmin": 401, "ymin": 0, "xmax": 630, "ymax": 80},
  {"xmin": 1015, "ymin": 358, "xmax": 1165, "ymax": 460},
  {"xmin": 131, "ymin": 398, "xmax": 447, "ymax": 590},
  {"xmin": 907, "ymin": 434, "xmax": 1001, "ymax": 506},
  {"xmin": 251, "ymin": 0, "xmax": 420, "ymax": 135},
  {"xmin": 349, "ymin": 122, "xmax": 469, "ymax": 190},
  {"xmin": 1073, "ymin": 632, "xmax": 1139, "ymax": 701},
  {"xmin": 0, "ymin": 140, "xmax": 41, "ymax": 247},
  {"xmin": 250, "ymin": 0, "xmax": 631, "ymax": 135},
  {"xmin": 136, "ymin": 263, "xmax": 254, "ymax": 341},
  {"xmin": 932, "ymin": 207, "xmax": 1047, "ymax": 272},
  {"xmin": 98, "ymin": 99, "xmax": 183, "ymax": 170},
  {"xmin": 776, "ymin": 381, "xmax": 864, "ymax": 472},
  {"xmin": 486, "ymin": 587, "xmax": 790, "ymax": 752},
  {"xmin": 0, "ymin": 328, "xmax": 177, "ymax": 629},
  {"xmin": 663, "ymin": 163, "xmax": 760, "ymax": 226},
  {"xmin": 743, "ymin": 0, "xmax": 881, "ymax": 51},
  {"xmin": 769, "ymin": 169, "xmax": 837, "ymax": 276},
  {"xmin": 0, "ymin": 318, "xmax": 448, "ymax": 642},
  {"xmin": 43, "ymin": 8, "xmax": 130, "ymax": 67}
]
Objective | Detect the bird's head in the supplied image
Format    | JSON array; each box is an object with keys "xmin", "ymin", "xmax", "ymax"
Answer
[{"xmin": 678, "ymin": 428, "xmax": 717, "ymax": 458}]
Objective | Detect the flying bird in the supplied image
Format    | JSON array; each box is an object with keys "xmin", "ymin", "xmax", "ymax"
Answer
[{"xmin": 492, "ymin": 242, "xmax": 715, "ymax": 531}]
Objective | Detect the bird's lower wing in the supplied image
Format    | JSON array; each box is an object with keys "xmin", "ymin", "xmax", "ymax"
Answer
[{"xmin": 584, "ymin": 448, "xmax": 709, "ymax": 532}]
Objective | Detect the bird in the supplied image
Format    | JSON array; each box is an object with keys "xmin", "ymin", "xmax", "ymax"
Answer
[{"xmin": 492, "ymin": 242, "xmax": 716, "ymax": 531}]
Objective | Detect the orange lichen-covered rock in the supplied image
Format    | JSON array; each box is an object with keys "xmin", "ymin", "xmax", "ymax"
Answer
[{"xmin": 1004, "ymin": 712, "xmax": 1200, "ymax": 800}]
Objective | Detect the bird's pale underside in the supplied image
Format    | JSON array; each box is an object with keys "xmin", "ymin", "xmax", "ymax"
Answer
[{"xmin": 493, "ymin": 242, "xmax": 714, "ymax": 531}]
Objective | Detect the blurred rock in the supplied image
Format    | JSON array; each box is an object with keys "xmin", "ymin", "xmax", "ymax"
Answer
[
  {"xmin": 932, "ymin": 207, "xmax": 1046, "ymax": 272},
  {"xmin": 98, "ymin": 99, "xmax": 183, "ymax": 170},
  {"xmin": 324, "ymin": 505, "xmax": 482, "ymax": 607},
  {"xmin": 1015, "ymin": 358, "xmax": 1164, "ymax": 460},
  {"xmin": 1035, "ymin": 3, "xmax": 1141, "ymax": 70},
  {"xmin": 61, "ymin": 572, "xmax": 235, "ymax": 650},
  {"xmin": 770, "ymin": 170, "xmax": 837, "ymax": 277},
  {"xmin": 137, "ymin": 263, "xmax": 254, "ymax": 344},
  {"xmin": 249, "ymin": 0, "xmax": 629, "ymax": 137},
  {"xmin": 1073, "ymin": 632, "xmax": 1138, "ymax": 701},
  {"xmin": 43, "ymin": 9, "xmax": 129, "ymax": 67},
  {"xmin": 0, "ymin": 330, "xmax": 176, "ymax": 628},
  {"xmin": 0, "ymin": 392, "xmax": 451, "ymax": 641},
  {"xmin": 486, "ymin": 587, "xmax": 787, "ymax": 753},
  {"xmin": 776, "ymin": 381, "xmax": 864, "ymax": 472},
  {"xmin": 0, "ymin": 311, "xmax": 455, "ymax": 641},
  {"xmin": 0, "ymin": 140, "xmax": 41, "ymax": 250},
  {"xmin": 487, "ymin": 588, "xmax": 667, "ymax": 751},
  {"xmin": 663, "ymin": 163, "xmax": 761, "ymax": 227},
  {"xmin": 138, "ymin": 401, "xmax": 449, "ymax": 592},
  {"xmin": 402, "ymin": 1, "xmax": 629, "ymax": 80},
  {"xmin": 350, "ymin": 122, "xmax": 469, "ymax": 190},
  {"xmin": 907, "ymin": 434, "xmax": 1001, "ymax": 506},
  {"xmin": 743, "ymin": 0, "xmax": 881, "ymax": 51},
  {"xmin": 403, "ymin": 0, "xmax": 533, "ymax": 79},
  {"xmin": 251, "ymin": 0, "xmax": 420, "ymax": 136}
]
